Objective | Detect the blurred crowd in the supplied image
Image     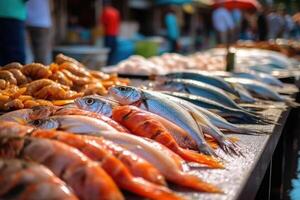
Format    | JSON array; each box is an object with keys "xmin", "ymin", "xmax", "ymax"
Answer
[{"xmin": 211, "ymin": 6, "xmax": 300, "ymax": 45}]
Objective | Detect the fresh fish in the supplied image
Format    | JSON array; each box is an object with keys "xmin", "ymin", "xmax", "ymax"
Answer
[
  {"xmin": 162, "ymin": 91, "xmax": 268, "ymax": 124},
  {"xmin": 112, "ymin": 105, "xmax": 223, "ymax": 165},
  {"xmin": 0, "ymin": 109, "xmax": 33, "ymax": 124},
  {"xmin": 224, "ymin": 77, "xmax": 286, "ymax": 101},
  {"xmin": 75, "ymin": 95, "xmax": 199, "ymax": 151},
  {"xmin": 162, "ymin": 71, "xmax": 239, "ymax": 96},
  {"xmin": 232, "ymin": 83, "xmax": 256, "ymax": 103},
  {"xmin": 29, "ymin": 115, "xmax": 119, "ymax": 133},
  {"xmin": 29, "ymin": 116, "xmax": 223, "ymax": 192},
  {"xmin": 0, "ymin": 122, "xmax": 179, "ymax": 200},
  {"xmin": 0, "ymin": 159, "xmax": 78, "ymax": 200},
  {"xmin": 75, "ymin": 95, "xmax": 119, "ymax": 117},
  {"xmin": 31, "ymin": 105, "xmax": 129, "ymax": 133},
  {"xmin": 231, "ymin": 72, "xmax": 284, "ymax": 87},
  {"xmin": 108, "ymin": 85, "xmax": 217, "ymax": 156},
  {"xmin": 153, "ymin": 78, "xmax": 252, "ymax": 113},
  {"xmin": 0, "ymin": 136, "xmax": 124, "ymax": 200},
  {"xmin": 159, "ymin": 93, "xmax": 242, "ymax": 156}
]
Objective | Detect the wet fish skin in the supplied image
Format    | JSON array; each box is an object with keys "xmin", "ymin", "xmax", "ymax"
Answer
[
  {"xmin": 163, "ymin": 71, "xmax": 239, "ymax": 96},
  {"xmin": 75, "ymin": 95, "xmax": 119, "ymax": 117},
  {"xmin": 162, "ymin": 91, "xmax": 265, "ymax": 124},
  {"xmin": 154, "ymin": 78, "xmax": 249, "ymax": 112},
  {"xmin": 109, "ymin": 86, "xmax": 217, "ymax": 156},
  {"xmin": 224, "ymin": 77, "xmax": 284, "ymax": 101}
]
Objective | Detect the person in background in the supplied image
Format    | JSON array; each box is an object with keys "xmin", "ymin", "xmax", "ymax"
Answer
[
  {"xmin": 267, "ymin": 8, "xmax": 285, "ymax": 39},
  {"xmin": 231, "ymin": 9, "xmax": 242, "ymax": 41},
  {"xmin": 257, "ymin": 7, "xmax": 268, "ymax": 41},
  {"xmin": 0, "ymin": 0, "xmax": 27, "ymax": 65},
  {"xmin": 100, "ymin": 0, "xmax": 120, "ymax": 66},
  {"xmin": 165, "ymin": 7, "xmax": 180, "ymax": 53},
  {"xmin": 26, "ymin": 0, "xmax": 52, "ymax": 64},
  {"xmin": 212, "ymin": 7, "xmax": 235, "ymax": 45},
  {"xmin": 283, "ymin": 11, "xmax": 295, "ymax": 39}
]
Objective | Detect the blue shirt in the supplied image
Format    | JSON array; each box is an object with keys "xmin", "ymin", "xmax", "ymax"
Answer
[
  {"xmin": 26, "ymin": 0, "xmax": 51, "ymax": 28},
  {"xmin": 165, "ymin": 13, "xmax": 179, "ymax": 40}
]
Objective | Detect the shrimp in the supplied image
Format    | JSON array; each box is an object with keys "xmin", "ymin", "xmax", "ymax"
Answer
[
  {"xmin": 0, "ymin": 79, "xmax": 9, "ymax": 90},
  {"xmin": 81, "ymin": 82, "xmax": 107, "ymax": 95},
  {"xmin": 59, "ymin": 62, "xmax": 91, "ymax": 77},
  {"xmin": 34, "ymin": 84, "xmax": 81, "ymax": 100},
  {"xmin": 0, "ymin": 70, "xmax": 17, "ymax": 85},
  {"xmin": 21, "ymin": 63, "xmax": 52, "ymax": 79},
  {"xmin": 0, "ymin": 136, "xmax": 124, "ymax": 200},
  {"xmin": 49, "ymin": 71, "xmax": 73, "ymax": 87},
  {"xmin": 7, "ymin": 68, "xmax": 28, "ymax": 85},
  {"xmin": 25, "ymin": 79, "xmax": 60, "ymax": 96},
  {"xmin": 0, "ymin": 159, "xmax": 78, "ymax": 200},
  {"xmin": 4, "ymin": 99, "xmax": 24, "ymax": 110},
  {"xmin": 1, "ymin": 62, "xmax": 23, "ymax": 70},
  {"xmin": 55, "ymin": 53, "xmax": 85, "ymax": 68},
  {"xmin": 61, "ymin": 69, "xmax": 91, "ymax": 86},
  {"xmin": 112, "ymin": 105, "xmax": 222, "ymax": 168}
]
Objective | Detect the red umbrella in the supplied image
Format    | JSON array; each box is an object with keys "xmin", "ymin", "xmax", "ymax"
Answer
[{"xmin": 213, "ymin": 0, "xmax": 261, "ymax": 10}]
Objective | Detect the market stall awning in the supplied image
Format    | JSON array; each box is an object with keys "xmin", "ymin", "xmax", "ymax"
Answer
[
  {"xmin": 213, "ymin": 0, "xmax": 261, "ymax": 10},
  {"xmin": 154, "ymin": 0, "xmax": 192, "ymax": 5}
]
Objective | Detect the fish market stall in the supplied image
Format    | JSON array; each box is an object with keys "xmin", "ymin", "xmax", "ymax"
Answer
[{"xmin": 0, "ymin": 49, "xmax": 299, "ymax": 200}]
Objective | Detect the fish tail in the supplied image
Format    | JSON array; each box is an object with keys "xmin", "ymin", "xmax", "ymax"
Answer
[
  {"xmin": 172, "ymin": 173, "xmax": 223, "ymax": 193},
  {"xmin": 122, "ymin": 177, "xmax": 184, "ymax": 200},
  {"xmin": 177, "ymin": 147, "xmax": 224, "ymax": 168}
]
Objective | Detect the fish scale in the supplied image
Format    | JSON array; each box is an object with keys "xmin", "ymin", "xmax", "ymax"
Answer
[{"xmin": 142, "ymin": 90, "xmax": 215, "ymax": 156}]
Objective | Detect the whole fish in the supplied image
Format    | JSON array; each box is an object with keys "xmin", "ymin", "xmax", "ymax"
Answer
[
  {"xmin": 224, "ymin": 77, "xmax": 286, "ymax": 101},
  {"xmin": 75, "ymin": 95, "xmax": 198, "ymax": 150},
  {"xmin": 31, "ymin": 105, "xmax": 129, "ymax": 133},
  {"xmin": 161, "ymin": 71, "xmax": 239, "ymax": 96},
  {"xmin": 159, "ymin": 93, "xmax": 241, "ymax": 156},
  {"xmin": 29, "ymin": 116, "xmax": 222, "ymax": 192},
  {"xmin": 112, "ymin": 105, "xmax": 223, "ymax": 165},
  {"xmin": 0, "ymin": 122, "xmax": 179, "ymax": 200},
  {"xmin": 232, "ymin": 72, "xmax": 284, "ymax": 87},
  {"xmin": 0, "ymin": 159, "xmax": 78, "ymax": 200},
  {"xmin": 0, "ymin": 136, "xmax": 124, "ymax": 200},
  {"xmin": 108, "ymin": 85, "xmax": 217, "ymax": 156},
  {"xmin": 232, "ymin": 83, "xmax": 256, "ymax": 103},
  {"xmin": 163, "ymin": 91, "xmax": 271, "ymax": 124},
  {"xmin": 153, "ymin": 78, "xmax": 251, "ymax": 112}
]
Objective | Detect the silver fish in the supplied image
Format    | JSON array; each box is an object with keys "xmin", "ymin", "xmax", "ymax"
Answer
[
  {"xmin": 163, "ymin": 71, "xmax": 239, "ymax": 96},
  {"xmin": 153, "ymin": 78, "xmax": 249, "ymax": 112},
  {"xmin": 75, "ymin": 95, "xmax": 119, "ymax": 117},
  {"xmin": 224, "ymin": 77, "xmax": 285, "ymax": 101},
  {"xmin": 108, "ymin": 85, "xmax": 216, "ymax": 156},
  {"xmin": 160, "ymin": 93, "xmax": 242, "ymax": 156}
]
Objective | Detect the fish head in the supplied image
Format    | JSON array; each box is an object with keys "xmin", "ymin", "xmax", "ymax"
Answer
[
  {"xmin": 75, "ymin": 95, "xmax": 118, "ymax": 117},
  {"xmin": 108, "ymin": 86, "xmax": 142, "ymax": 105},
  {"xmin": 28, "ymin": 118, "xmax": 60, "ymax": 130}
]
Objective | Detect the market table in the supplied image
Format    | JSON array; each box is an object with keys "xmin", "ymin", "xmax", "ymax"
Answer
[{"xmin": 127, "ymin": 80, "xmax": 297, "ymax": 200}]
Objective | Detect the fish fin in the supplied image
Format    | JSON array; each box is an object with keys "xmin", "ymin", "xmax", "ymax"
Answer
[
  {"xmin": 178, "ymin": 148, "xmax": 224, "ymax": 169},
  {"xmin": 122, "ymin": 177, "xmax": 184, "ymax": 200},
  {"xmin": 172, "ymin": 172, "xmax": 223, "ymax": 193}
]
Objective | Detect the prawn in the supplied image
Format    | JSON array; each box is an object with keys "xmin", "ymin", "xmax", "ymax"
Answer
[{"xmin": 21, "ymin": 63, "xmax": 52, "ymax": 79}]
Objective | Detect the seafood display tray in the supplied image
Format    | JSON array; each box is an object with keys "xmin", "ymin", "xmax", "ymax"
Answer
[{"xmin": 171, "ymin": 105, "xmax": 289, "ymax": 200}]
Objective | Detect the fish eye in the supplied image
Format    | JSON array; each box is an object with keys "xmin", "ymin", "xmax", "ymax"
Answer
[
  {"xmin": 119, "ymin": 87, "xmax": 126, "ymax": 91},
  {"xmin": 31, "ymin": 119, "xmax": 43, "ymax": 126},
  {"xmin": 85, "ymin": 98, "xmax": 95, "ymax": 105}
]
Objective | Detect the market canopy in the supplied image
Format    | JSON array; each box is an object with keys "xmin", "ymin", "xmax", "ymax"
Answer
[
  {"xmin": 154, "ymin": 0, "xmax": 192, "ymax": 5},
  {"xmin": 213, "ymin": 0, "xmax": 261, "ymax": 10}
]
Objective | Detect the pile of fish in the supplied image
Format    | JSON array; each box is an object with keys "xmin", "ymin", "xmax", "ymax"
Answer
[
  {"xmin": 0, "ymin": 66, "xmax": 297, "ymax": 199},
  {"xmin": 103, "ymin": 47, "xmax": 300, "ymax": 77},
  {"xmin": 0, "ymin": 54, "xmax": 128, "ymax": 111}
]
